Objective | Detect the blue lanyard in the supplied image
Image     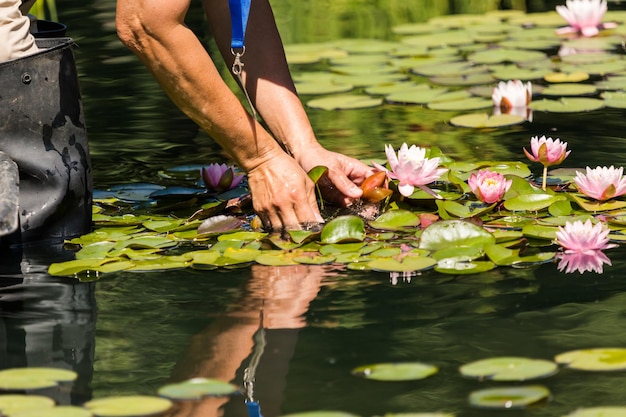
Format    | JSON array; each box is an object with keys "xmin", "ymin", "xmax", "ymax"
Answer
[{"xmin": 229, "ymin": 0, "xmax": 251, "ymax": 50}]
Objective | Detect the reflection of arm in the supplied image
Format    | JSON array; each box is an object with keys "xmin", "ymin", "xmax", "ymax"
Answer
[{"xmin": 167, "ymin": 265, "xmax": 334, "ymax": 417}]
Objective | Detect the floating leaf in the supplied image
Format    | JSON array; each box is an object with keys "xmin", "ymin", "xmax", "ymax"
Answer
[
  {"xmin": 565, "ymin": 407, "xmax": 626, "ymax": 417},
  {"xmin": 83, "ymin": 396, "xmax": 172, "ymax": 417},
  {"xmin": 449, "ymin": 113, "xmax": 525, "ymax": 128},
  {"xmin": 418, "ymin": 220, "xmax": 495, "ymax": 251},
  {"xmin": 308, "ymin": 166, "xmax": 329, "ymax": 184},
  {"xmin": 369, "ymin": 210, "xmax": 421, "ymax": 231},
  {"xmin": 0, "ymin": 395, "xmax": 55, "ymax": 415},
  {"xmin": 0, "ymin": 367, "xmax": 77, "ymax": 390},
  {"xmin": 352, "ymin": 362, "xmax": 438, "ymax": 381},
  {"xmin": 158, "ymin": 378, "xmax": 240, "ymax": 400},
  {"xmin": 435, "ymin": 260, "xmax": 495, "ymax": 275},
  {"xmin": 307, "ymin": 94, "xmax": 383, "ymax": 110},
  {"xmin": 460, "ymin": 357, "xmax": 558, "ymax": 381},
  {"xmin": 503, "ymin": 193, "xmax": 567, "ymax": 212},
  {"xmin": 555, "ymin": 348, "xmax": 626, "ymax": 371},
  {"xmin": 197, "ymin": 215, "xmax": 244, "ymax": 235},
  {"xmin": 367, "ymin": 256, "xmax": 437, "ymax": 273},
  {"xmin": 427, "ymin": 97, "xmax": 493, "ymax": 111},
  {"xmin": 11, "ymin": 406, "xmax": 93, "ymax": 417},
  {"xmin": 320, "ymin": 216, "xmax": 366, "ymax": 244},
  {"xmin": 540, "ymin": 83, "xmax": 596, "ymax": 96},
  {"xmin": 467, "ymin": 48, "xmax": 546, "ymax": 64},
  {"xmin": 544, "ymin": 71, "xmax": 589, "ymax": 83},
  {"xmin": 469, "ymin": 385, "xmax": 551, "ymax": 409},
  {"xmin": 529, "ymin": 98, "xmax": 604, "ymax": 113},
  {"xmin": 279, "ymin": 412, "xmax": 360, "ymax": 417}
]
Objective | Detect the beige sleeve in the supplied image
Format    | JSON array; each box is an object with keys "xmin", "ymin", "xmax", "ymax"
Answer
[{"xmin": 0, "ymin": 0, "xmax": 40, "ymax": 62}]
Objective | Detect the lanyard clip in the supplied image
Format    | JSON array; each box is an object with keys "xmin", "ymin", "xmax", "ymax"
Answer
[{"xmin": 231, "ymin": 47, "xmax": 246, "ymax": 76}]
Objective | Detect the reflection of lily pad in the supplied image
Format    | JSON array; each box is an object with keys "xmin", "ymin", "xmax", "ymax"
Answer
[
  {"xmin": 352, "ymin": 362, "xmax": 438, "ymax": 381},
  {"xmin": 158, "ymin": 378, "xmax": 240, "ymax": 400},
  {"xmin": 459, "ymin": 357, "xmax": 558, "ymax": 381},
  {"xmin": 449, "ymin": 113, "xmax": 525, "ymax": 128},
  {"xmin": 555, "ymin": 348, "xmax": 626, "ymax": 371},
  {"xmin": 307, "ymin": 94, "xmax": 383, "ymax": 110},
  {"xmin": 84, "ymin": 396, "xmax": 173, "ymax": 417},
  {"xmin": 469, "ymin": 385, "xmax": 551, "ymax": 409}
]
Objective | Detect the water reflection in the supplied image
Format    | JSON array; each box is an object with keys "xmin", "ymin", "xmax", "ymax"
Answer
[
  {"xmin": 167, "ymin": 264, "xmax": 339, "ymax": 417},
  {"xmin": 0, "ymin": 257, "xmax": 96, "ymax": 405}
]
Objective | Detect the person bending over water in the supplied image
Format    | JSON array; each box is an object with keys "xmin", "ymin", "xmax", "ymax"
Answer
[{"xmin": 115, "ymin": 0, "xmax": 374, "ymax": 230}]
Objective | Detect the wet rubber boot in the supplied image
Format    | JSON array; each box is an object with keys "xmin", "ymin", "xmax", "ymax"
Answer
[{"xmin": 0, "ymin": 37, "xmax": 92, "ymax": 246}]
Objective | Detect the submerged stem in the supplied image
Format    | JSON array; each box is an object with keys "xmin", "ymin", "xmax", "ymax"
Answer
[{"xmin": 542, "ymin": 165, "xmax": 548, "ymax": 191}]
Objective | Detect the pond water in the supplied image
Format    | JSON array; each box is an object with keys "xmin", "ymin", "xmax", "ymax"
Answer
[{"xmin": 4, "ymin": 0, "xmax": 626, "ymax": 416}]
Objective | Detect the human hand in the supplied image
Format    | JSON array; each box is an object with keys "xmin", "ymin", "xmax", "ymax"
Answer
[
  {"xmin": 297, "ymin": 146, "xmax": 375, "ymax": 207},
  {"xmin": 247, "ymin": 152, "xmax": 324, "ymax": 230}
]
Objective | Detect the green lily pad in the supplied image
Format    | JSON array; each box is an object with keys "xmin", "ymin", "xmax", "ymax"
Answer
[
  {"xmin": 469, "ymin": 385, "xmax": 551, "ymax": 409},
  {"xmin": 521, "ymin": 224, "xmax": 558, "ymax": 241},
  {"xmin": 296, "ymin": 81, "xmax": 354, "ymax": 95},
  {"xmin": 0, "ymin": 367, "xmax": 77, "ymax": 390},
  {"xmin": 436, "ymin": 200, "xmax": 496, "ymax": 219},
  {"xmin": 529, "ymin": 98, "xmax": 604, "ymax": 113},
  {"xmin": 255, "ymin": 252, "xmax": 299, "ymax": 266},
  {"xmin": 385, "ymin": 85, "xmax": 450, "ymax": 104},
  {"xmin": 367, "ymin": 256, "xmax": 437, "ymax": 273},
  {"xmin": 570, "ymin": 193, "xmax": 626, "ymax": 212},
  {"xmin": 468, "ymin": 48, "xmax": 546, "ymax": 65},
  {"xmin": 540, "ymin": 83, "xmax": 597, "ymax": 96},
  {"xmin": 434, "ymin": 260, "xmax": 495, "ymax": 275},
  {"xmin": 595, "ymin": 75, "xmax": 626, "ymax": 90},
  {"xmin": 401, "ymin": 31, "xmax": 474, "ymax": 48},
  {"xmin": 83, "ymin": 396, "xmax": 173, "ymax": 417},
  {"xmin": 449, "ymin": 113, "xmax": 525, "ymax": 128},
  {"xmin": 293, "ymin": 254, "xmax": 336, "ymax": 265},
  {"xmin": 307, "ymin": 94, "xmax": 383, "ymax": 110},
  {"xmin": 419, "ymin": 220, "xmax": 495, "ymax": 251},
  {"xmin": 320, "ymin": 216, "xmax": 366, "ymax": 244},
  {"xmin": 369, "ymin": 210, "xmax": 421, "ymax": 230},
  {"xmin": 544, "ymin": 71, "xmax": 589, "ymax": 83},
  {"xmin": 555, "ymin": 348, "xmax": 626, "ymax": 371},
  {"xmin": 11, "ymin": 406, "xmax": 93, "ymax": 417},
  {"xmin": 601, "ymin": 91, "xmax": 626, "ymax": 109},
  {"xmin": 460, "ymin": 357, "xmax": 558, "ymax": 381},
  {"xmin": 352, "ymin": 362, "xmax": 438, "ymax": 381},
  {"xmin": 0, "ymin": 395, "xmax": 55, "ymax": 415},
  {"xmin": 485, "ymin": 244, "xmax": 555, "ymax": 266},
  {"xmin": 565, "ymin": 407, "xmax": 626, "ymax": 417},
  {"xmin": 430, "ymin": 73, "xmax": 495, "ymax": 86},
  {"xmin": 504, "ymin": 193, "xmax": 567, "ymax": 212},
  {"xmin": 158, "ymin": 378, "xmax": 240, "ymax": 400},
  {"xmin": 428, "ymin": 97, "xmax": 492, "ymax": 111}
]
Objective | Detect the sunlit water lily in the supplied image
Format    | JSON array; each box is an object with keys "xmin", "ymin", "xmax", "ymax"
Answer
[
  {"xmin": 524, "ymin": 135, "xmax": 571, "ymax": 191},
  {"xmin": 373, "ymin": 143, "xmax": 447, "ymax": 198},
  {"xmin": 492, "ymin": 80, "xmax": 532, "ymax": 120},
  {"xmin": 557, "ymin": 250, "xmax": 612, "ymax": 274},
  {"xmin": 468, "ymin": 169, "xmax": 512, "ymax": 204},
  {"xmin": 574, "ymin": 166, "xmax": 626, "ymax": 201},
  {"xmin": 556, "ymin": 0, "xmax": 618, "ymax": 37},
  {"xmin": 200, "ymin": 163, "xmax": 245, "ymax": 193},
  {"xmin": 556, "ymin": 219, "xmax": 616, "ymax": 254}
]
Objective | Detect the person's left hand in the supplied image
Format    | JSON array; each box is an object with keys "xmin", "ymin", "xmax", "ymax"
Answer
[{"xmin": 296, "ymin": 146, "xmax": 375, "ymax": 207}]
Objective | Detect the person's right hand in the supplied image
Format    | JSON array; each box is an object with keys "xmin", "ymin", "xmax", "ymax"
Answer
[{"xmin": 247, "ymin": 152, "xmax": 324, "ymax": 230}]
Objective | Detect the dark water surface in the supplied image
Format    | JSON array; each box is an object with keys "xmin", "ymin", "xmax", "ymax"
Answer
[{"xmin": 4, "ymin": 1, "xmax": 626, "ymax": 416}]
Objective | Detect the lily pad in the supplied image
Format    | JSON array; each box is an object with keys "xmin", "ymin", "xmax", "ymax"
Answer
[
  {"xmin": 367, "ymin": 256, "xmax": 437, "ymax": 273},
  {"xmin": 504, "ymin": 193, "xmax": 567, "ymax": 212},
  {"xmin": 434, "ymin": 260, "xmax": 496, "ymax": 275},
  {"xmin": 351, "ymin": 362, "xmax": 438, "ymax": 381},
  {"xmin": 0, "ymin": 395, "xmax": 55, "ymax": 415},
  {"xmin": 369, "ymin": 210, "xmax": 421, "ymax": 231},
  {"xmin": 467, "ymin": 48, "xmax": 546, "ymax": 65},
  {"xmin": 418, "ymin": 220, "xmax": 495, "ymax": 251},
  {"xmin": 529, "ymin": 98, "xmax": 604, "ymax": 113},
  {"xmin": 158, "ymin": 378, "xmax": 240, "ymax": 400},
  {"xmin": 307, "ymin": 94, "xmax": 383, "ymax": 110},
  {"xmin": 555, "ymin": 348, "xmax": 626, "ymax": 371},
  {"xmin": 320, "ymin": 216, "xmax": 366, "ymax": 244},
  {"xmin": 11, "ymin": 406, "xmax": 93, "ymax": 417},
  {"xmin": 540, "ymin": 83, "xmax": 597, "ymax": 96},
  {"xmin": 83, "ymin": 395, "xmax": 173, "ymax": 417},
  {"xmin": 0, "ymin": 367, "xmax": 77, "ymax": 390},
  {"xmin": 449, "ymin": 113, "xmax": 525, "ymax": 128},
  {"xmin": 565, "ymin": 407, "xmax": 626, "ymax": 417},
  {"xmin": 279, "ymin": 412, "xmax": 360, "ymax": 417},
  {"xmin": 469, "ymin": 385, "xmax": 551, "ymax": 409},
  {"xmin": 459, "ymin": 357, "xmax": 558, "ymax": 381},
  {"xmin": 427, "ymin": 97, "xmax": 492, "ymax": 111}
]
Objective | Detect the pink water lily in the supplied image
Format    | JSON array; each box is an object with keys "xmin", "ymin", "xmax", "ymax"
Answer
[
  {"xmin": 574, "ymin": 166, "xmax": 626, "ymax": 201},
  {"xmin": 201, "ymin": 163, "xmax": 245, "ymax": 192},
  {"xmin": 373, "ymin": 143, "xmax": 447, "ymax": 198},
  {"xmin": 556, "ymin": 0, "xmax": 617, "ymax": 37},
  {"xmin": 556, "ymin": 219, "xmax": 616, "ymax": 254},
  {"xmin": 557, "ymin": 250, "xmax": 612, "ymax": 274},
  {"xmin": 468, "ymin": 169, "xmax": 512, "ymax": 204},
  {"xmin": 492, "ymin": 80, "xmax": 532, "ymax": 112},
  {"xmin": 524, "ymin": 136, "xmax": 570, "ymax": 167}
]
